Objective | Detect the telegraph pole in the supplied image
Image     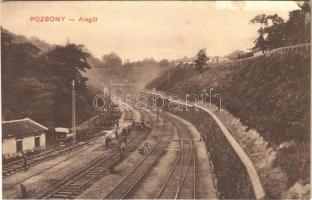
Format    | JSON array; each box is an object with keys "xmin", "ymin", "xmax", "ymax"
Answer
[
  {"xmin": 72, "ymin": 80, "xmax": 76, "ymax": 143},
  {"xmin": 157, "ymin": 110, "xmax": 159, "ymax": 122}
]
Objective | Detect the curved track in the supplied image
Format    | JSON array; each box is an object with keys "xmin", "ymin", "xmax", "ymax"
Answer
[
  {"xmin": 155, "ymin": 116, "xmax": 196, "ymax": 199},
  {"xmin": 35, "ymin": 112, "xmax": 153, "ymax": 199},
  {"xmin": 3, "ymin": 135, "xmax": 103, "ymax": 178},
  {"xmin": 104, "ymin": 112, "xmax": 196, "ymax": 200},
  {"xmin": 104, "ymin": 115, "xmax": 173, "ymax": 199},
  {"xmin": 3, "ymin": 109, "xmax": 134, "ymax": 179}
]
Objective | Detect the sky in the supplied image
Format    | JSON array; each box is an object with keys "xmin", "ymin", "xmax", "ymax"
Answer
[{"xmin": 1, "ymin": 1, "xmax": 299, "ymax": 61}]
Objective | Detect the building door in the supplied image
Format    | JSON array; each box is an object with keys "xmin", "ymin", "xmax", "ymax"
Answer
[
  {"xmin": 16, "ymin": 140, "xmax": 23, "ymax": 152},
  {"xmin": 35, "ymin": 137, "xmax": 40, "ymax": 148}
]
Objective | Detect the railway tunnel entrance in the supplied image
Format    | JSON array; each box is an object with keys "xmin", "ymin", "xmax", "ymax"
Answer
[{"xmin": 110, "ymin": 80, "xmax": 137, "ymax": 99}]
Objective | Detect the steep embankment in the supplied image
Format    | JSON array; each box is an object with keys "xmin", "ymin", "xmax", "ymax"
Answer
[{"xmin": 147, "ymin": 46, "xmax": 310, "ymax": 198}]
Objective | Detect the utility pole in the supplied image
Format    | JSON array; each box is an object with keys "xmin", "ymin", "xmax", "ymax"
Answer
[
  {"xmin": 72, "ymin": 80, "xmax": 76, "ymax": 143},
  {"xmin": 103, "ymin": 86, "xmax": 106, "ymax": 112},
  {"xmin": 157, "ymin": 110, "xmax": 159, "ymax": 122}
]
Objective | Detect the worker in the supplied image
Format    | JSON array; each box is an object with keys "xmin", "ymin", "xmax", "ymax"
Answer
[
  {"xmin": 105, "ymin": 137, "xmax": 112, "ymax": 149},
  {"xmin": 121, "ymin": 128, "xmax": 127, "ymax": 143},
  {"xmin": 120, "ymin": 142, "xmax": 126, "ymax": 160},
  {"xmin": 20, "ymin": 184, "xmax": 27, "ymax": 199},
  {"xmin": 143, "ymin": 142, "xmax": 149, "ymax": 154},
  {"xmin": 115, "ymin": 130, "xmax": 119, "ymax": 140},
  {"xmin": 199, "ymin": 132, "xmax": 206, "ymax": 141},
  {"xmin": 109, "ymin": 162, "xmax": 117, "ymax": 174}
]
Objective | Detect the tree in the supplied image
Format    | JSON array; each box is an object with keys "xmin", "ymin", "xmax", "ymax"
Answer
[
  {"xmin": 194, "ymin": 48, "xmax": 209, "ymax": 71},
  {"xmin": 284, "ymin": 8, "xmax": 311, "ymax": 45},
  {"xmin": 1, "ymin": 28, "xmax": 97, "ymax": 127},
  {"xmin": 102, "ymin": 52, "xmax": 122, "ymax": 68},
  {"xmin": 250, "ymin": 14, "xmax": 285, "ymax": 52},
  {"xmin": 250, "ymin": 5, "xmax": 311, "ymax": 51},
  {"xmin": 251, "ymin": 29, "xmax": 267, "ymax": 54},
  {"xmin": 45, "ymin": 43, "xmax": 91, "ymax": 125},
  {"xmin": 159, "ymin": 59, "xmax": 170, "ymax": 67},
  {"xmin": 226, "ymin": 50, "xmax": 247, "ymax": 60}
]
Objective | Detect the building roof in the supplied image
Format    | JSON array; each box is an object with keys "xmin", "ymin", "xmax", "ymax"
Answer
[
  {"xmin": 2, "ymin": 118, "xmax": 48, "ymax": 138},
  {"xmin": 55, "ymin": 127, "xmax": 69, "ymax": 133}
]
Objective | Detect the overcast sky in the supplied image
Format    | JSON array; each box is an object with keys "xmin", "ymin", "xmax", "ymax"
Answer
[{"xmin": 2, "ymin": 1, "xmax": 299, "ymax": 61}]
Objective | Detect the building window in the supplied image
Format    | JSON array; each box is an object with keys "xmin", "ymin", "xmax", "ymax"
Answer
[
  {"xmin": 35, "ymin": 136, "xmax": 40, "ymax": 148},
  {"xmin": 16, "ymin": 140, "xmax": 23, "ymax": 152}
]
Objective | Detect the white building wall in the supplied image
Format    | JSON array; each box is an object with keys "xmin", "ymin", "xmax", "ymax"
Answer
[
  {"xmin": 3, "ymin": 138, "xmax": 16, "ymax": 157},
  {"xmin": 23, "ymin": 136, "xmax": 35, "ymax": 152},
  {"xmin": 3, "ymin": 132, "xmax": 47, "ymax": 159},
  {"xmin": 40, "ymin": 133, "xmax": 46, "ymax": 148}
]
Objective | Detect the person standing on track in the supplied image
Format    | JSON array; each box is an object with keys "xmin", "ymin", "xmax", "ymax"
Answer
[
  {"xmin": 121, "ymin": 128, "xmax": 127, "ymax": 143},
  {"xmin": 143, "ymin": 142, "xmax": 149, "ymax": 154},
  {"xmin": 114, "ymin": 129, "xmax": 119, "ymax": 140},
  {"xmin": 109, "ymin": 161, "xmax": 117, "ymax": 174},
  {"xmin": 120, "ymin": 142, "xmax": 126, "ymax": 160},
  {"xmin": 20, "ymin": 184, "xmax": 27, "ymax": 199},
  {"xmin": 105, "ymin": 137, "xmax": 112, "ymax": 149},
  {"xmin": 199, "ymin": 131, "xmax": 206, "ymax": 141}
]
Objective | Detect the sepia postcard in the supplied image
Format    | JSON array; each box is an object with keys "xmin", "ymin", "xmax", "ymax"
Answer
[{"xmin": 1, "ymin": 1, "xmax": 311, "ymax": 199}]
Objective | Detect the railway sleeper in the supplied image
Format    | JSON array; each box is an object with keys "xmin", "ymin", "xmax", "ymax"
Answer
[
  {"xmin": 53, "ymin": 191, "xmax": 73, "ymax": 195},
  {"xmin": 60, "ymin": 187, "xmax": 81, "ymax": 190},
  {"xmin": 50, "ymin": 194, "xmax": 70, "ymax": 199}
]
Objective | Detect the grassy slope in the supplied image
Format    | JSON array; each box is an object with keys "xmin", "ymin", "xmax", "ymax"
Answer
[{"xmin": 147, "ymin": 49, "xmax": 310, "ymax": 196}]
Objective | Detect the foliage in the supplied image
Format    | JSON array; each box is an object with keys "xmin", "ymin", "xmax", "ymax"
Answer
[
  {"xmin": 102, "ymin": 52, "xmax": 122, "ymax": 68},
  {"xmin": 1, "ymin": 29, "xmax": 99, "ymax": 127},
  {"xmin": 194, "ymin": 48, "xmax": 209, "ymax": 71},
  {"xmin": 125, "ymin": 57, "xmax": 158, "ymax": 68},
  {"xmin": 250, "ymin": 5, "xmax": 311, "ymax": 52},
  {"xmin": 159, "ymin": 59, "xmax": 170, "ymax": 67},
  {"xmin": 147, "ymin": 47, "xmax": 310, "ymax": 197},
  {"xmin": 226, "ymin": 50, "xmax": 254, "ymax": 60}
]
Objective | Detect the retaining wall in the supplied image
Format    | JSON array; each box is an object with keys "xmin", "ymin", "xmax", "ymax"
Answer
[{"xmin": 144, "ymin": 91, "xmax": 265, "ymax": 199}]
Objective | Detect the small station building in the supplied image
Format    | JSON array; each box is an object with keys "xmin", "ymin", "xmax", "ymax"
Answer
[{"xmin": 2, "ymin": 118, "xmax": 47, "ymax": 159}]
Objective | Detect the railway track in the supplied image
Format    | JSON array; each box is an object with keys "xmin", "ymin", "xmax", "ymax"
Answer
[
  {"xmin": 104, "ymin": 115, "xmax": 174, "ymax": 199},
  {"xmin": 2, "ymin": 135, "xmax": 104, "ymax": 178},
  {"xmin": 36, "ymin": 112, "xmax": 154, "ymax": 199},
  {"xmin": 3, "ymin": 110, "xmax": 134, "ymax": 178},
  {"xmin": 104, "ymin": 112, "xmax": 196, "ymax": 199},
  {"xmin": 153, "ymin": 116, "xmax": 196, "ymax": 199}
]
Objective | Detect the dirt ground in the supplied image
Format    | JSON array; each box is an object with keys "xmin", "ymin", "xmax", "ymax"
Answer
[
  {"xmin": 3, "ymin": 106, "xmax": 140, "ymax": 199},
  {"xmin": 127, "ymin": 128, "xmax": 180, "ymax": 199},
  {"xmin": 131, "ymin": 112, "xmax": 218, "ymax": 199},
  {"xmin": 77, "ymin": 111, "xmax": 165, "ymax": 199},
  {"xmin": 3, "ymin": 136, "xmax": 107, "ymax": 199},
  {"xmin": 78, "ymin": 111, "xmax": 218, "ymax": 199}
]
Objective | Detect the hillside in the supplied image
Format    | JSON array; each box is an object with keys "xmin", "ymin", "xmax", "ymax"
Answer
[
  {"xmin": 147, "ymin": 46, "xmax": 310, "ymax": 196},
  {"xmin": 83, "ymin": 64, "xmax": 171, "ymax": 90},
  {"xmin": 1, "ymin": 27, "xmax": 173, "ymax": 128},
  {"xmin": 1, "ymin": 27, "xmax": 173, "ymax": 92},
  {"xmin": 1, "ymin": 28, "xmax": 102, "ymax": 128},
  {"xmin": 1, "ymin": 28, "xmax": 54, "ymax": 52}
]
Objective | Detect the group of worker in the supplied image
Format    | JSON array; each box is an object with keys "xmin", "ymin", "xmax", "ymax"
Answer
[
  {"xmin": 18, "ymin": 118, "xmax": 153, "ymax": 198},
  {"xmin": 130, "ymin": 119, "xmax": 152, "ymax": 131}
]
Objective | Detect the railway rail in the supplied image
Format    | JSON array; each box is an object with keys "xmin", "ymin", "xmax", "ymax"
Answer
[
  {"xmin": 104, "ymin": 115, "xmax": 173, "ymax": 199},
  {"xmin": 105, "ymin": 113, "xmax": 196, "ymax": 200},
  {"xmin": 35, "ymin": 112, "xmax": 153, "ymax": 199},
  {"xmin": 3, "ymin": 110, "xmax": 134, "ymax": 178},
  {"xmin": 2, "ymin": 135, "xmax": 104, "ymax": 178},
  {"xmin": 154, "ymin": 116, "xmax": 196, "ymax": 199}
]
